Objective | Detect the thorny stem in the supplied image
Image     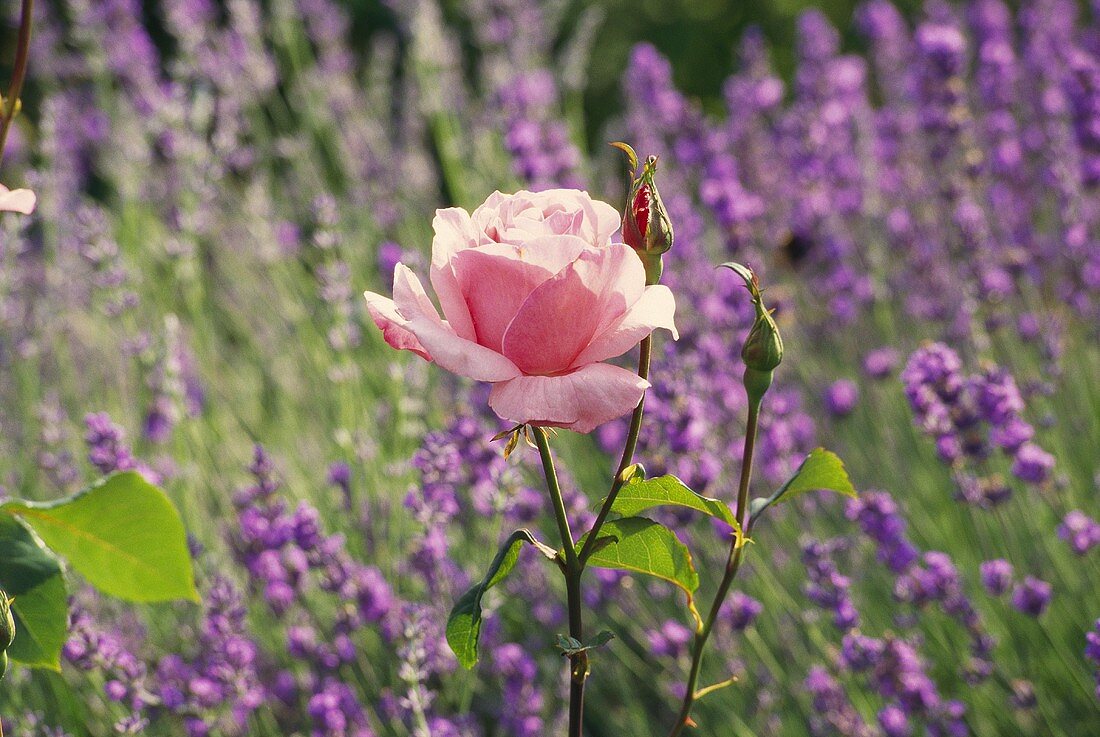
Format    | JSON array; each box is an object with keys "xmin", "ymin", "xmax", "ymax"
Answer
[
  {"xmin": 668, "ymin": 396, "xmax": 762, "ymax": 737},
  {"xmin": 578, "ymin": 334, "xmax": 652, "ymax": 564},
  {"xmin": 532, "ymin": 427, "xmax": 586, "ymax": 737},
  {"xmin": 0, "ymin": 0, "xmax": 33, "ymax": 168}
]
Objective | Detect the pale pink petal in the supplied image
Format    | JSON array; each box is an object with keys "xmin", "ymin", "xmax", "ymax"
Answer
[
  {"xmin": 405, "ymin": 317, "xmax": 520, "ymax": 382},
  {"xmin": 393, "ymin": 263, "xmax": 443, "ymax": 326},
  {"xmin": 364, "ymin": 263, "xmax": 441, "ymax": 360},
  {"xmin": 570, "ymin": 284, "xmax": 678, "ymax": 367},
  {"xmin": 531, "ymin": 189, "xmax": 621, "ymax": 246},
  {"xmin": 430, "ymin": 208, "xmax": 478, "ymax": 341},
  {"xmin": 0, "ymin": 185, "xmax": 36, "ymax": 215},
  {"xmin": 451, "ymin": 235, "xmax": 588, "ymax": 352},
  {"xmin": 488, "ymin": 363, "xmax": 649, "ymax": 433},
  {"xmin": 501, "ymin": 244, "xmax": 645, "ymax": 375},
  {"xmin": 585, "ymin": 197, "xmax": 622, "ymax": 246},
  {"xmin": 364, "ymin": 292, "xmax": 432, "ymax": 360}
]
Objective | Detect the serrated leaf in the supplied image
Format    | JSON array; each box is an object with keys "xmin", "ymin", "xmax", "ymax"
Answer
[
  {"xmin": 1, "ymin": 471, "xmax": 199, "ymax": 603},
  {"xmin": 751, "ymin": 449, "xmax": 856, "ymax": 524},
  {"xmin": 447, "ymin": 529, "xmax": 555, "ymax": 669},
  {"xmin": 0, "ymin": 516, "xmax": 67, "ymax": 669},
  {"xmin": 773, "ymin": 448, "xmax": 856, "ymax": 501},
  {"xmin": 609, "ymin": 475, "xmax": 740, "ymax": 533},
  {"xmin": 577, "ymin": 517, "xmax": 699, "ymax": 598}
]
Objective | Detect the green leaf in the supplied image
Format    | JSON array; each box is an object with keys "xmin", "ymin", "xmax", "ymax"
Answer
[
  {"xmin": 0, "ymin": 516, "xmax": 68, "ymax": 670},
  {"xmin": 2, "ymin": 471, "xmax": 199, "ymax": 603},
  {"xmin": 609, "ymin": 475, "xmax": 740, "ymax": 532},
  {"xmin": 751, "ymin": 448, "xmax": 856, "ymax": 523},
  {"xmin": 578, "ymin": 517, "xmax": 699, "ymax": 597},
  {"xmin": 447, "ymin": 529, "xmax": 556, "ymax": 669},
  {"xmin": 773, "ymin": 448, "xmax": 856, "ymax": 501},
  {"xmin": 7, "ymin": 574, "xmax": 67, "ymax": 670}
]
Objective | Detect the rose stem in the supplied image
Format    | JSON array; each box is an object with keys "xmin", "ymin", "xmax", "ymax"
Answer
[
  {"xmin": 578, "ymin": 333, "xmax": 652, "ymax": 565},
  {"xmin": 668, "ymin": 394, "xmax": 762, "ymax": 737},
  {"xmin": 532, "ymin": 426, "xmax": 586, "ymax": 737},
  {"xmin": 0, "ymin": 0, "xmax": 34, "ymax": 168}
]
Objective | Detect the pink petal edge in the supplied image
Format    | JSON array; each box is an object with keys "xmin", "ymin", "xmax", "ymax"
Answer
[{"xmin": 487, "ymin": 362, "xmax": 650, "ymax": 433}]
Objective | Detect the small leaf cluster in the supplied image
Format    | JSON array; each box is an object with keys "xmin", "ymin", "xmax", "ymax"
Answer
[{"xmin": 447, "ymin": 450, "xmax": 855, "ymax": 667}]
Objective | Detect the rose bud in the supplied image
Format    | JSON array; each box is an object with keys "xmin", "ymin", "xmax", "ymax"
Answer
[
  {"xmin": 612, "ymin": 143, "xmax": 673, "ymax": 285},
  {"xmin": 721, "ymin": 262, "xmax": 783, "ymax": 402}
]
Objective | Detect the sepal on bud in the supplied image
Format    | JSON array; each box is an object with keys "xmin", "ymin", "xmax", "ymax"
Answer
[{"xmin": 611, "ymin": 142, "xmax": 674, "ymax": 285}]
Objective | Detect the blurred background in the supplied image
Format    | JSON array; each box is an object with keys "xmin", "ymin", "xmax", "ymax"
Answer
[{"xmin": 0, "ymin": 0, "xmax": 1098, "ymax": 736}]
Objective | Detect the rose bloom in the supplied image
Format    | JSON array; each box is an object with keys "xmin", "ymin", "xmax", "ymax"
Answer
[
  {"xmin": 0, "ymin": 184, "xmax": 35, "ymax": 215},
  {"xmin": 365, "ymin": 189, "xmax": 677, "ymax": 433}
]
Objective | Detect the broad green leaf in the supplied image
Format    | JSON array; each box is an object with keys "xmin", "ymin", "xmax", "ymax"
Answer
[
  {"xmin": 751, "ymin": 449, "xmax": 856, "ymax": 524},
  {"xmin": 447, "ymin": 529, "xmax": 557, "ymax": 669},
  {"xmin": 6, "ymin": 574, "xmax": 67, "ymax": 670},
  {"xmin": 2, "ymin": 471, "xmax": 199, "ymax": 603},
  {"xmin": 0, "ymin": 516, "xmax": 67, "ymax": 669},
  {"xmin": 578, "ymin": 517, "xmax": 699, "ymax": 597},
  {"xmin": 609, "ymin": 475, "xmax": 740, "ymax": 532}
]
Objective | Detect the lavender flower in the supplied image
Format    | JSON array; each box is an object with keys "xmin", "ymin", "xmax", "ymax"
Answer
[
  {"xmin": 979, "ymin": 559, "xmax": 1014, "ymax": 596},
  {"xmin": 1058, "ymin": 510, "xmax": 1100, "ymax": 555},
  {"xmin": 1011, "ymin": 576, "xmax": 1053, "ymax": 617}
]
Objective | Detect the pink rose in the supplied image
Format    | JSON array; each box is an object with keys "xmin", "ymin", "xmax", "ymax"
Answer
[
  {"xmin": 0, "ymin": 184, "xmax": 35, "ymax": 215},
  {"xmin": 365, "ymin": 189, "xmax": 677, "ymax": 433}
]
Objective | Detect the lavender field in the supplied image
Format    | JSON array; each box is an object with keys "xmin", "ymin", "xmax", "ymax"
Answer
[{"xmin": 1, "ymin": 0, "xmax": 1099, "ymax": 735}]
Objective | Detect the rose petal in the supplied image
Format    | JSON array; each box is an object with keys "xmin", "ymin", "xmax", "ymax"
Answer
[
  {"xmin": 0, "ymin": 185, "xmax": 36, "ymax": 215},
  {"xmin": 531, "ymin": 189, "xmax": 621, "ymax": 246},
  {"xmin": 430, "ymin": 208, "xmax": 479, "ymax": 341},
  {"xmin": 364, "ymin": 263, "xmax": 441, "ymax": 360},
  {"xmin": 450, "ymin": 235, "xmax": 588, "ymax": 352},
  {"xmin": 488, "ymin": 363, "xmax": 649, "ymax": 433},
  {"xmin": 405, "ymin": 317, "xmax": 520, "ymax": 382},
  {"xmin": 501, "ymin": 244, "xmax": 645, "ymax": 375},
  {"xmin": 570, "ymin": 284, "xmax": 678, "ymax": 367}
]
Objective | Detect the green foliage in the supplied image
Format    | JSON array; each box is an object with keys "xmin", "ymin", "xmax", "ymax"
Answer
[
  {"xmin": 750, "ymin": 448, "xmax": 857, "ymax": 523},
  {"xmin": 578, "ymin": 517, "xmax": 699, "ymax": 598},
  {"xmin": 0, "ymin": 516, "xmax": 67, "ymax": 669},
  {"xmin": 447, "ymin": 529, "xmax": 559, "ymax": 669},
  {"xmin": 608, "ymin": 471, "xmax": 740, "ymax": 532},
  {"xmin": 2, "ymin": 471, "xmax": 199, "ymax": 603}
]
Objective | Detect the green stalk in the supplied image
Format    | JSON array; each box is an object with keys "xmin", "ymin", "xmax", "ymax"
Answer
[
  {"xmin": 0, "ymin": 0, "xmax": 33, "ymax": 168},
  {"xmin": 579, "ymin": 334, "xmax": 652, "ymax": 564},
  {"xmin": 668, "ymin": 395, "xmax": 762, "ymax": 737},
  {"xmin": 532, "ymin": 427, "xmax": 585, "ymax": 737}
]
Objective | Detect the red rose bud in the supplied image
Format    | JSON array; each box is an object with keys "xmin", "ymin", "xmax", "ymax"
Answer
[{"xmin": 612, "ymin": 144, "xmax": 674, "ymax": 285}]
